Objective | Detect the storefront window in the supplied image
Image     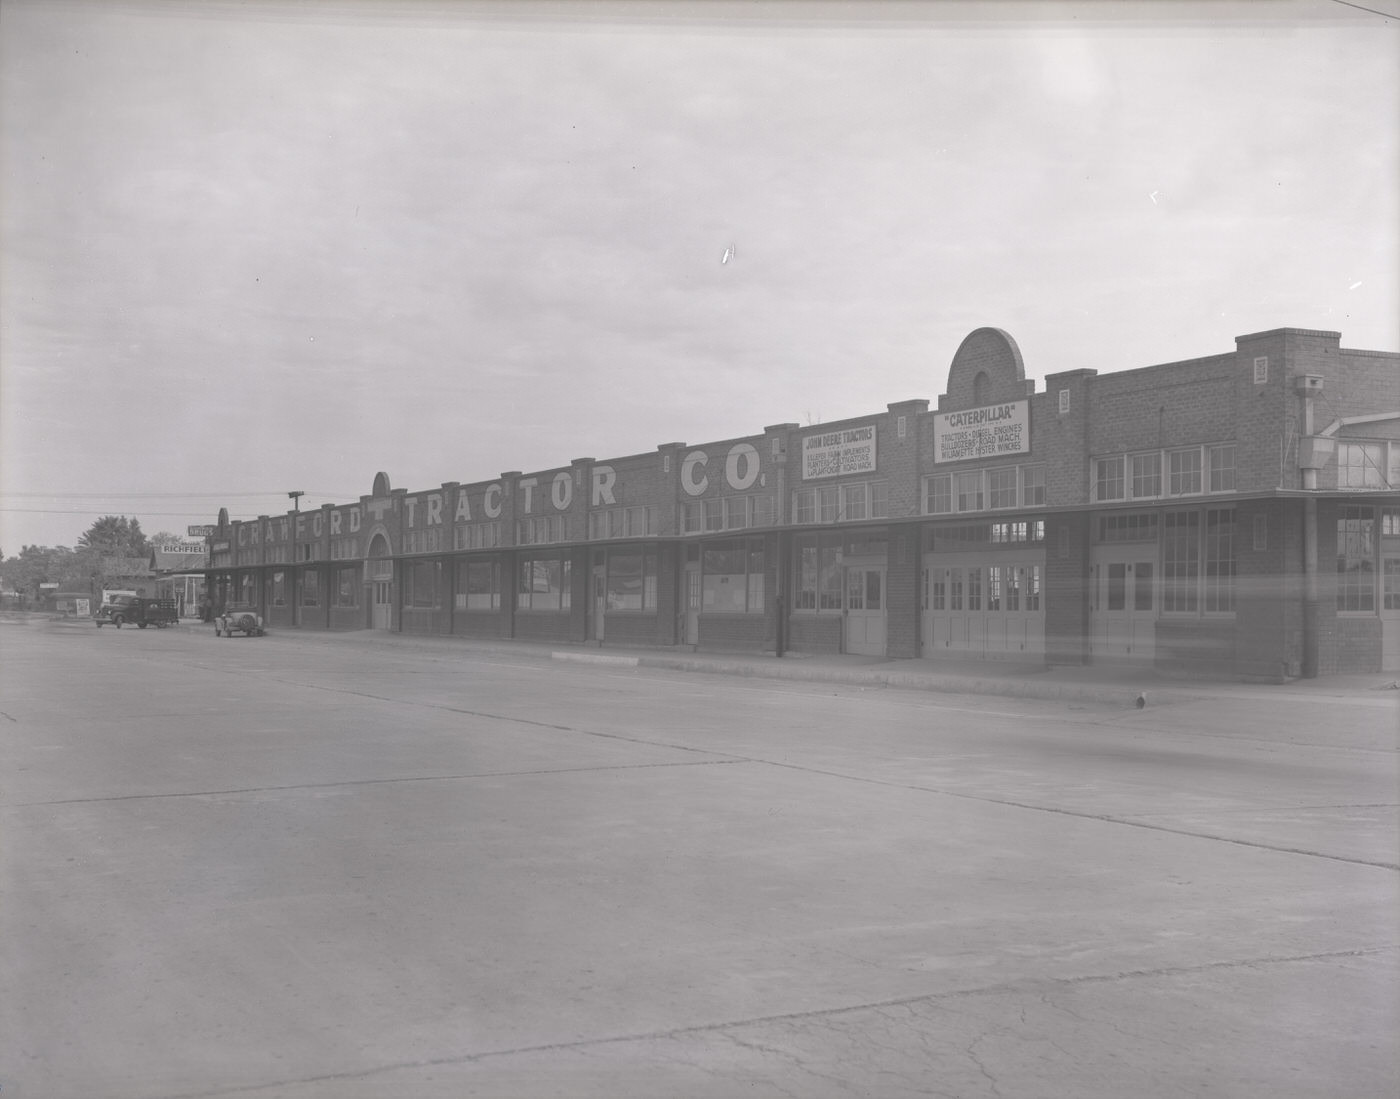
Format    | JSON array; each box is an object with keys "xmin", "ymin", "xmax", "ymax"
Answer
[
  {"xmin": 1204, "ymin": 509, "xmax": 1235, "ymax": 612},
  {"xmin": 404, "ymin": 561, "xmax": 437, "ymax": 608},
  {"xmin": 793, "ymin": 534, "xmax": 843, "ymax": 611},
  {"xmin": 700, "ymin": 539, "xmax": 765, "ymax": 613},
  {"xmin": 456, "ymin": 560, "xmax": 499, "ymax": 611},
  {"xmin": 1162, "ymin": 512, "xmax": 1200, "ymax": 612},
  {"xmin": 519, "ymin": 554, "xmax": 571, "ymax": 611},
  {"xmin": 606, "ymin": 551, "xmax": 656, "ymax": 611},
  {"xmin": 335, "ymin": 566, "xmax": 358, "ymax": 607},
  {"xmin": 1337, "ymin": 506, "xmax": 1375, "ymax": 612}
]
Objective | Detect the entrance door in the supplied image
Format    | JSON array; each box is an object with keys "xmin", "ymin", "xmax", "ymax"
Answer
[
  {"xmin": 367, "ymin": 533, "xmax": 393, "ymax": 630},
  {"xmin": 844, "ymin": 567, "xmax": 886, "ymax": 656},
  {"xmin": 591, "ymin": 564, "xmax": 606, "ymax": 642},
  {"xmin": 1090, "ymin": 547, "xmax": 1156, "ymax": 662},
  {"xmin": 372, "ymin": 579, "xmax": 392, "ymax": 629},
  {"xmin": 684, "ymin": 561, "xmax": 700, "ymax": 646}
]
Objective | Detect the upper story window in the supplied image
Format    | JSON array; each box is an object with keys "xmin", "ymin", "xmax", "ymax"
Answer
[
  {"xmin": 521, "ymin": 515, "xmax": 568, "ymax": 545},
  {"xmin": 330, "ymin": 537, "xmax": 360, "ymax": 560},
  {"xmin": 454, "ymin": 521, "xmax": 502, "ymax": 551},
  {"xmin": 793, "ymin": 481, "xmax": 888, "ymax": 525},
  {"xmin": 403, "ymin": 528, "xmax": 445, "ymax": 555},
  {"xmin": 682, "ymin": 495, "xmax": 772, "ymax": 534},
  {"xmin": 1092, "ymin": 445, "xmax": 1235, "ymax": 503},
  {"xmin": 1336, "ymin": 441, "xmax": 1397, "ymax": 489},
  {"xmin": 924, "ymin": 464, "xmax": 1046, "ymax": 515},
  {"xmin": 588, "ymin": 506, "xmax": 655, "ymax": 541}
]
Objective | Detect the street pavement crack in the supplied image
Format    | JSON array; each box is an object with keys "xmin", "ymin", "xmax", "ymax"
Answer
[
  {"xmin": 736, "ymin": 756, "xmax": 1400, "ymax": 871},
  {"xmin": 79, "ymin": 659, "xmax": 1400, "ymax": 870},
  {"xmin": 5, "ymin": 758, "xmax": 749, "ymax": 808},
  {"xmin": 153, "ymin": 945, "xmax": 1397, "ymax": 1099}
]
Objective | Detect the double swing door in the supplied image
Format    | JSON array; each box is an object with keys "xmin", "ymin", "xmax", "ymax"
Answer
[
  {"xmin": 1089, "ymin": 545, "xmax": 1156, "ymax": 662},
  {"xmin": 923, "ymin": 552, "xmax": 1044, "ymax": 659}
]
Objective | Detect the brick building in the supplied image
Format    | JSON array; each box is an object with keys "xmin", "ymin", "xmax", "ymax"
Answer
[{"xmin": 205, "ymin": 327, "xmax": 1400, "ymax": 678}]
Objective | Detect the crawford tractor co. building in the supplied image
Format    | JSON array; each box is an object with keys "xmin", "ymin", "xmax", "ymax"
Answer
[{"xmin": 205, "ymin": 327, "xmax": 1400, "ymax": 679}]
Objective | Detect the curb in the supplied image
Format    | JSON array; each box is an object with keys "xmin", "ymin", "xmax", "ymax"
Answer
[
  {"xmin": 551, "ymin": 651, "xmax": 641, "ymax": 669},
  {"xmin": 631, "ymin": 653, "xmax": 1164, "ymax": 707}
]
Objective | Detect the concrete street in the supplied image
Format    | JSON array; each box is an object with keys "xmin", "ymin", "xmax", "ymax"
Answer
[{"xmin": 2, "ymin": 622, "xmax": 1396, "ymax": 1098}]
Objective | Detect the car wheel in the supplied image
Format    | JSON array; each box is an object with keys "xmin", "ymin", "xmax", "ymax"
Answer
[
  {"xmin": 138, "ymin": 622, "xmax": 148, "ymax": 629},
  {"xmin": 113, "ymin": 615, "xmax": 123, "ymax": 628}
]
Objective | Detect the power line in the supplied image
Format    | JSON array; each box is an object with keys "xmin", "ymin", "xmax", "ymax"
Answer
[
  {"xmin": 0, "ymin": 491, "xmax": 355, "ymax": 499},
  {"xmin": 0, "ymin": 508, "xmax": 269, "ymax": 518},
  {"xmin": 1330, "ymin": 0, "xmax": 1397, "ymax": 18}
]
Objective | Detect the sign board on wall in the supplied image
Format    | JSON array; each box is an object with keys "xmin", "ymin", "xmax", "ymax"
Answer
[
  {"xmin": 187, "ymin": 525, "xmax": 216, "ymax": 537},
  {"xmin": 802, "ymin": 426, "xmax": 877, "ymax": 480},
  {"xmin": 933, "ymin": 400, "xmax": 1030, "ymax": 463}
]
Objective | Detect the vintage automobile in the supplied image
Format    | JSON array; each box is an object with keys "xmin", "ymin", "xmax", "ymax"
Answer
[
  {"xmin": 214, "ymin": 605, "xmax": 266, "ymax": 637},
  {"xmin": 95, "ymin": 595, "xmax": 178, "ymax": 629}
]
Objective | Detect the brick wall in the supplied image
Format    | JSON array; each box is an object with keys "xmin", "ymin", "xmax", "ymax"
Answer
[
  {"xmin": 788, "ymin": 615, "xmax": 841, "ymax": 653},
  {"xmin": 886, "ymin": 523, "xmax": 920, "ymax": 658},
  {"xmin": 699, "ymin": 614, "xmax": 768, "ymax": 651},
  {"xmin": 1045, "ymin": 512, "xmax": 1090, "ymax": 665},
  {"xmin": 1039, "ymin": 370, "xmax": 1095, "ymax": 506},
  {"xmin": 452, "ymin": 611, "xmax": 509, "ymax": 639},
  {"xmin": 1232, "ymin": 498, "xmax": 1300, "ymax": 680}
]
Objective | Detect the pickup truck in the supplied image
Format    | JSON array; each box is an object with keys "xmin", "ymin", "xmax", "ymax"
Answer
[{"xmin": 95, "ymin": 596, "xmax": 179, "ymax": 629}]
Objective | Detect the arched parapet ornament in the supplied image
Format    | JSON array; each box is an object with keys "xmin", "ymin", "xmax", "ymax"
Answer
[{"xmin": 940, "ymin": 328, "xmax": 1029, "ymax": 410}]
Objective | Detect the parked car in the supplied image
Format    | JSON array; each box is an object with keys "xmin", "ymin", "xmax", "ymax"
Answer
[
  {"xmin": 95, "ymin": 596, "xmax": 179, "ymax": 629},
  {"xmin": 214, "ymin": 605, "xmax": 265, "ymax": 637}
]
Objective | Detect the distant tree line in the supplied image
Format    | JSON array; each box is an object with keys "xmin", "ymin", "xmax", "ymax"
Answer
[{"xmin": 0, "ymin": 516, "xmax": 156, "ymax": 604}]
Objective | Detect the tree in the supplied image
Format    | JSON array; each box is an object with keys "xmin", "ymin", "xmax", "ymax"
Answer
[
  {"xmin": 0, "ymin": 544, "xmax": 86, "ymax": 601},
  {"xmin": 77, "ymin": 516, "xmax": 149, "ymax": 559}
]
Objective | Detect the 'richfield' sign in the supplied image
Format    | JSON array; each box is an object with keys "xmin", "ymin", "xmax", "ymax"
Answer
[{"xmin": 933, "ymin": 400, "xmax": 1029, "ymax": 463}]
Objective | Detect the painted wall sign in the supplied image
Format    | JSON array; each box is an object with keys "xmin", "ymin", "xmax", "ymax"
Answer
[
  {"xmin": 933, "ymin": 400, "xmax": 1029, "ymax": 463},
  {"xmin": 802, "ymin": 426, "xmax": 877, "ymax": 480},
  {"xmin": 682, "ymin": 442, "xmax": 764, "ymax": 496}
]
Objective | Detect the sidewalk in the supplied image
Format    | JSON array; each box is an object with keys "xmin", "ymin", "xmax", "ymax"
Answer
[
  {"xmin": 14, "ymin": 611, "xmax": 1396, "ymax": 706},
  {"xmin": 163, "ymin": 616, "xmax": 1400, "ymax": 708}
]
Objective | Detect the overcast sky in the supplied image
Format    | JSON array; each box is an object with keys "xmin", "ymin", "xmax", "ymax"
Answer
[{"xmin": 2, "ymin": 0, "xmax": 1396, "ymax": 550}]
